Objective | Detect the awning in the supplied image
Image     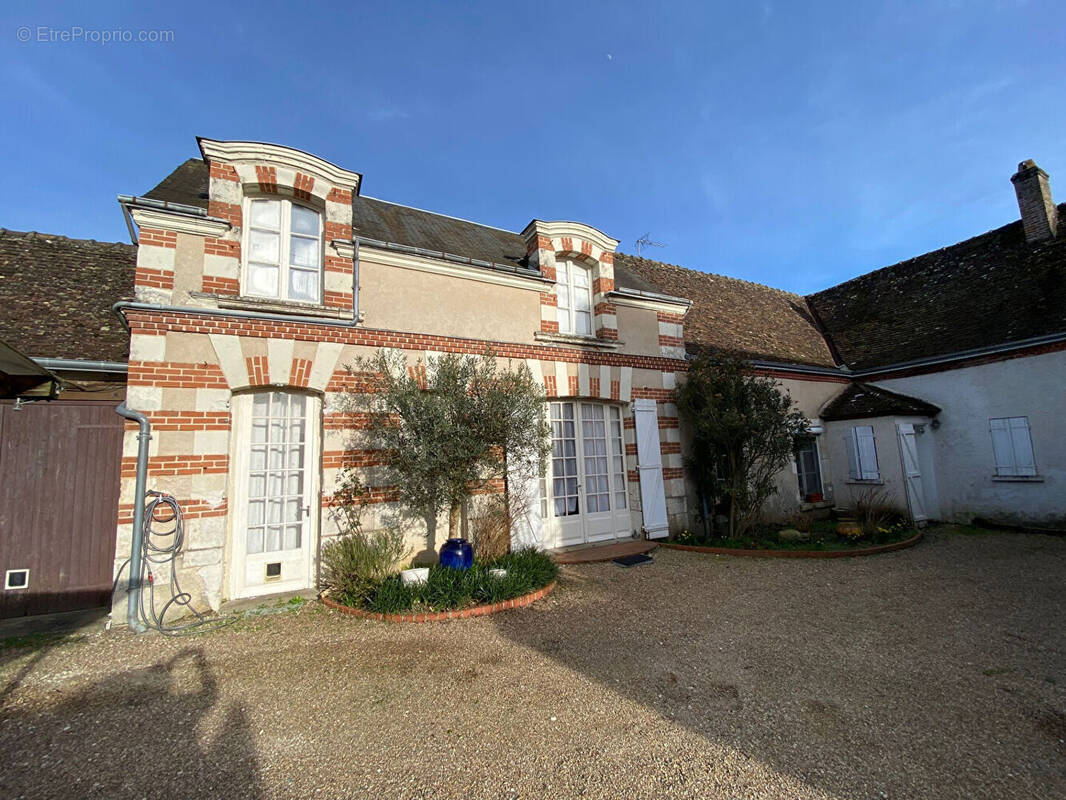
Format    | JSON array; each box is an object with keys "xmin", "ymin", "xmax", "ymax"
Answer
[{"xmin": 0, "ymin": 339, "xmax": 60, "ymax": 399}]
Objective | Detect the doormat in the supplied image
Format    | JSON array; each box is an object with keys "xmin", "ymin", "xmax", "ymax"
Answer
[{"xmin": 613, "ymin": 553, "xmax": 654, "ymax": 567}]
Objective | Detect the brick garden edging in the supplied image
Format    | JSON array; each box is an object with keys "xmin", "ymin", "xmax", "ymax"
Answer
[
  {"xmin": 659, "ymin": 532, "xmax": 923, "ymax": 559},
  {"xmin": 320, "ymin": 581, "xmax": 557, "ymax": 623}
]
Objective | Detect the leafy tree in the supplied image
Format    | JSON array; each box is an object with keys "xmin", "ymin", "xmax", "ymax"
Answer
[
  {"xmin": 340, "ymin": 349, "xmax": 549, "ymax": 545},
  {"xmin": 676, "ymin": 355, "xmax": 808, "ymax": 539}
]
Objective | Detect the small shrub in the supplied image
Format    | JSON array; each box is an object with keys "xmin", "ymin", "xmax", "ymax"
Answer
[
  {"xmin": 367, "ymin": 575, "xmax": 415, "ymax": 614},
  {"xmin": 319, "ymin": 528, "xmax": 409, "ymax": 605},
  {"xmin": 469, "ymin": 494, "xmax": 512, "ymax": 561},
  {"xmin": 850, "ymin": 486, "xmax": 904, "ymax": 537},
  {"xmin": 789, "ymin": 512, "xmax": 814, "ymax": 533}
]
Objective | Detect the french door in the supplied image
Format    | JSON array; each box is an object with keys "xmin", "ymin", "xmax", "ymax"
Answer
[
  {"xmin": 230, "ymin": 391, "xmax": 319, "ymax": 599},
  {"xmin": 545, "ymin": 401, "xmax": 630, "ymax": 547}
]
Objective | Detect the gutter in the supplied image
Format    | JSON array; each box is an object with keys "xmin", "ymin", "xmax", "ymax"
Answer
[
  {"xmin": 116, "ymin": 194, "xmax": 230, "ymax": 246},
  {"xmin": 354, "ymin": 236, "xmax": 549, "ymax": 282},
  {"xmin": 33, "ymin": 358, "xmax": 128, "ymax": 374},
  {"xmin": 847, "ymin": 330, "xmax": 1066, "ymax": 378},
  {"xmin": 607, "ymin": 286, "xmax": 693, "ymax": 308}
]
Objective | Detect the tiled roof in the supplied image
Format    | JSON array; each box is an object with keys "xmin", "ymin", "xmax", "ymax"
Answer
[
  {"xmin": 820, "ymin": 382, "xmax": 940, "ymax": 421},
  {"xmin": 806, "ymin": 205, "xmax": 1066, "ymax": 370},
  {"xmin": 614, "ymin": 253, "xmax": 838, "ymax": 367},
  {"xmin": 0, "ymin": 229, "xmax": 135, "ymax": 362}
]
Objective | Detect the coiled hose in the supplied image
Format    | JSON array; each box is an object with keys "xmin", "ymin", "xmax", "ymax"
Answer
[{"xmin": 113, "ymin": 491, "xmax": 232, "ymax": 635}]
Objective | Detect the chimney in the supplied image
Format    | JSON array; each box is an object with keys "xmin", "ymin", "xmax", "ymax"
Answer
[{"xmin": 1011, "ymin": 159, "xmax": 1058, "ymax": 242}]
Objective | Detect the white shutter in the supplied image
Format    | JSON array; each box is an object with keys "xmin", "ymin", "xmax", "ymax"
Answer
[
  {"xmin": 897, "ymin": 424, "xmax": 928, "ymax": 522},
  {"xmin": 845, "ymin": 432, "xmax": 860, "ymax": 480},
  {"xmin": 854, "ymin": 426, "xmax": 880, "ymax": 480},
  {"xmin": 633, "ymin": 398, "xmax": 668, "ymax": 539},
  {"xmin": 507, "ymin": 450, "xmax": 543, "ymax": 550},
  {"xmin": 989, "ymin": 418, "xmax": 1014, "ymax": 475},
  {"xmin": 1008, "ymin": 417, "xmax": 1037, "ymax": 476}
]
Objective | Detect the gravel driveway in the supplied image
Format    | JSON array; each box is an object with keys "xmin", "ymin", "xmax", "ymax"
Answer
[{"xmin": 1, "ymin": 527, "xmax": 1064, "ymax": 799}]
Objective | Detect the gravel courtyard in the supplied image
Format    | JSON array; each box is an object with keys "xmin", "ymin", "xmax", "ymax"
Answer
[{"xmin": 1, "ymin": 528, "xmax": 1064, "ymax": 799}]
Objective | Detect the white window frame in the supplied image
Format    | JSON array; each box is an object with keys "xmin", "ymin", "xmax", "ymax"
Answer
[
  {"xmin": 795, "ymin": 436, "xmax": 824, "ymax": 498},
  {"xmin": 556, "ymin": 258, "xmax": 594, "ymax": 336},
  {"xmin": 242, "ymin": 197, "xmax": 323, "ymax": 304},
  {"xmin": 846, "ymin": 425, "xmax": 881, "ymax": 482},
  {"xmin": 989, "ymin": 416, "xmax": 1038, "ymax": 478}
]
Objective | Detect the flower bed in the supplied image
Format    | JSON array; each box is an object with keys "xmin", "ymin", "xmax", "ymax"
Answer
[
  {"xmin": 324, "ymin": 548, "xmax": 559, "ymax": 618},
  {"xmin": 323, "ymin": 581, "xmax": 556, "ymax": 623},
  {"xmin": 661, "ymin": 530, "xmax": 923, "ymax": 558}
]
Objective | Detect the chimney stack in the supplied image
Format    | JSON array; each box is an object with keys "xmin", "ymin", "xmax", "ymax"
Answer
[{"xmin": 1011, "ymin": 159, "xmax": 1058, "ymax": 243}]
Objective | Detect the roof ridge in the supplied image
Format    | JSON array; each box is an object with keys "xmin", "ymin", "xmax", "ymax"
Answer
[
  {"xmin": 808, "ymin": 203, "xmax": 1066, "ymax": 298},
  {"xmin": 358, "ymin": 194, "xmax": 521, "ymax": 236},
  {"xmin": 616, "ymin": 251, "xmax": 805, "ymax": 300},
  {"xmin": 0, "ymin": 228, "xmax": 132, "ymax": 249}
]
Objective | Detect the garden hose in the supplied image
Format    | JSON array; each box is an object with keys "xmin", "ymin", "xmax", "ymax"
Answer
[{"xmin": 112, "ymin": 490, "xmax": 233, "ymax": 636}]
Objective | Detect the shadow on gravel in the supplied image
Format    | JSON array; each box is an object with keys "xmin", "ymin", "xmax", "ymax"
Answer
[
  {"xmin": 0, "ymin": 648, "xmax": 262, "ymax": 799},
  {"xmin": 491, "ymin": 535, "xmax": 1066, "ymax": 799}
]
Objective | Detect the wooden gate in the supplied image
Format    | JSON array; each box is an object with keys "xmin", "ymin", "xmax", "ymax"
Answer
[{"xmin": 0, "ymin": 400, "xmax": 124, "ymax": 618}]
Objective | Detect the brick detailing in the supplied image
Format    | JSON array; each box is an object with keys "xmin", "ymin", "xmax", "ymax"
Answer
[
  {"xmin": 567, "ymin": 375, "xmax": 579, "ymax": 396},
  {"xmin": 128, "ymin": 361, "xmax": 228, "ymax": 389},
  {"xmin": 593, "ymin": 277, "xmax": 614, "ymax": 295},
  {"xmin": 320, "ymin": 581, "xmax": 556, "ymax": 623},
  {"xmin": 589, "ymin": 377, "xmax": 600, "ymax": 397},
  {"xmin": 323, "ymin": 412, "xmax": 374, "ymax": 430},
  {"xmin": 407, "ymin": 363, "xmax": 428, "ymax": 389},
  {"xmin": 330, "ymin": 478, "xmax": 505, "ymax": 506},
  {"xmin": 322, "ymin": 449, "xmax": 392, "ymax": 469},
  {"xmin": 662, "ymin": 467, "xmax": 685, "ymax": 480},
  {"xmin": 325, "ymin": 369, "xmax": 382, "ymax": 393},
  {"xmin": 290, "ymin": 357, "xmax": 313, "ymax": 388},
  {"xmin": 121, "ymin": 454, "xmax": 229, "ymax": 478},
  {"xmin": 625, "ymin": 443, "xmax": 638, "ymax": 455},
  {"xmin": 208, "ymin": 201, "xmax": 242, "ymax": 228},
  {"xmin": 119, "ymin": 499, "xmax": 226, "ymax": 524},
  {"xmin": 324, "ymin": 290, "xmax": 354, "ymax": 309},
  {"xmin": 539, "ymin": 291, "xmax": 558, "ymax": 307},
  {"xmin": 597, "ymin": 328, "xmax": 619, "ymax": 341},
  {"xmin": 540, "ymin": 264, "xmax": 557, "ymax": 281},
  {"xmin": 209, "ymin": 162, "xmax": 240, "ymax": 182},
  {"xmin": 544, "ymin": 374, "xmax": 558, "ymax": 397},
  {"xmin": 324, "ymin": 255, "xmax": 351, "ymax": 273},
  {"xmin": 245, "ymin": 355, "xmax": 269, "ymax": 385},
  {"xmin": 658, "ymin": 334, "xmax": 684, "ymax": 349},
  {"xmin": 610, "ymin": 380, "xmax": 620, "ymax": 400},
  {"xmin": 631, "ymin": 387, "xmax": 676, "ymax": 401},
  {"xmin": 255, "ymin": 165, "xmax": 278, "ymax": 193},
  {"xmin": 203, "ymin": 276, "xmax": 240, "ymax": 295},
  {"xmin": 326, "ymin": 187, "xmax": 353, "ymax": 204},
  {"xmin": 123, "ymin": 311, "xmax": 693, "ymax": 372},
  {"xmin": 593, "ymin": 302, "xmax": 617, "ymax": 315},
  {"xmin": 293, "ymin": 172, "xmax": 315, "ymax": 201},
  {"xmin": 660, "ymin": 441, "xmax": 682, "ymax": 455},
  {"xmin": 540, "ymin": 319, "xmax": 560, "ymax": 334},
  {"xmin": 560, "ymin": 236, "xmax": 573, "ymax": 252},
  {"xmin": 143, "ymin": 411, "xmax": 230, "ymax": 431},
  {"xmin": 204, "ymin": 237, "xmax": 240, "ymax": 258},
  {"xmin": 527, "ymin": 235, "xmax": 554, "ymax": 254},
  {"xmin": 139, "ymin": 228, "xmax": 177, "ymax": 249},
  {"xmin": 324, "ymin": 221, "xmax": 353, "ymax": 241},
  {"xmin": 580, "ymin": 240, "xmax": 592, "ymax": 256},
  {"xmin": 135, "ymin": 267, "xmax": 175, "ymax": 290},
  {"xmin": 657, "ymin": 311, "xmax": 685, "ymax": 325},
  {"xmin": 658, "ymin": 417, "xmax": 680, "ymax": 429},
  {"xmin": 600, "ymin": 251, "xmax": 614, "ymax": 265},
  {"xmin": 623, "ymin": 417, "xmax": 635, "ymax": 429}
]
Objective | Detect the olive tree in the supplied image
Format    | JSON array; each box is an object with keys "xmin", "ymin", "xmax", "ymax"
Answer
[
  {"xmin": 341, "ymin": 348, "xmax": 549, "ymax": 546},
  {"xmin": 676, "ymin": 355, "xmax": 808, "ymax": 539}
]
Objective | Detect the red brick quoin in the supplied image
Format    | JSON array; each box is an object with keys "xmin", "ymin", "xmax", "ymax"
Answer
[{"xmin": 320, "ymin": 581, "xmax": 556, "ymax": 623}]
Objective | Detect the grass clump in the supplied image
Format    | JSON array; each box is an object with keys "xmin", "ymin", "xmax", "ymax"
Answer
[{"xmin": 358, "ymin": 547, "xmax": 558, "ymax": 615}]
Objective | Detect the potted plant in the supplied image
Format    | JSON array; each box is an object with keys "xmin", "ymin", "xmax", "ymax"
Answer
[{"xmin": 805, "ymin": 492, "xmax": 824, "ymax": 503}]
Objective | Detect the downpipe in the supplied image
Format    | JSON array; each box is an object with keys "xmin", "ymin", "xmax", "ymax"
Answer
[{"xmin": 114, "ymin": 402, "xmax": 150, "ymax": 633}]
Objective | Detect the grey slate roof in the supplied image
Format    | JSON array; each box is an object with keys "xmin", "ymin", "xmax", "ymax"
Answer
[
  {"xmin": 144, "ymin": 158, "xmax": 210, "ymax": 209},
  {"xmin": 806, "ymin": 205, "xmax": 1066, "ymax": 370},
  {"xmin": 820, "ymin": 382, "xmax": 941, "ymax": 421},
  {"xmin": 0, "ymin": 229, "xmax": 135, "ymax": 362}
]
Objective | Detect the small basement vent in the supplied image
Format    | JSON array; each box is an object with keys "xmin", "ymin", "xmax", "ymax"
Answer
[
  {"xmin": 265, "ymin": 562, "xmax": 282, "ymax": 580},
  {"xmin": 4, "ymin": 569, "xmax": 29, "ymax": 590}
]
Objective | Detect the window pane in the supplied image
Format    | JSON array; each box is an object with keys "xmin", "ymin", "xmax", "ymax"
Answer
[
  {"xmin": 571, "ymin": 264, "xmax": 589, "ymax": 287},
  {"xmin": 248, "ymin": 263, "xmax": 278, "ymax": 296},
  {"xmin": 249, "ymin": 229, "xmax": 280, "ymax": 264},
  {"xmin": 265, "ymin": 526, "xmax": 282, "ymax": 553},
  {"xmin": 576, "ymin": 311, "xmax": 591, "ymax": 335},
  {"xmin": 291, "ymin": 204, "xmax": 319, "ymax": 235},
  {"xmin": 250, "ymin": 199, "xmax": 281, "ymax": 230},
  {"xmin": 247, "ymin": 527, "xmax": 264, "ymax": 554},
  {"xmin": 574, "ymin": 285, "xmax": 591, "ymax": 311},
  {"xmin": 557, "ymin": 310, "xmax": 571, "ymax": 334},
  {"xmin": 289, "ymin": 268, "xmax": 320, "ymax": 302},
  {"xmin": 290, "ymin": 235, "xmax": 319, "ymax": 268},
  {"xmin": 557, "ymin": 284, "xmax": 570, "ymax": 310},
  {"xmin": 284, "ymin": 525, "xmax": 302, "ymax": 550}
]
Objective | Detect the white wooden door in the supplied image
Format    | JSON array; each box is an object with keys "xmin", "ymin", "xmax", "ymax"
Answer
[
  {"xmin": 230, "ymin": 391, "xmax": 319, "ymax": 599},
  {"xmin": 545, "ymin": 402, "xmax": 630, "ymax": 547},
  {"xmin": 897, "ymin": 423, "xmax": 928, "ymax": 525}
]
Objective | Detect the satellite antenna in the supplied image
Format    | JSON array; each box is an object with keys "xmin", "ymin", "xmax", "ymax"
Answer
[{"xmin": 635, "ymin": 232, "xmax": 665, "ymax": 257}]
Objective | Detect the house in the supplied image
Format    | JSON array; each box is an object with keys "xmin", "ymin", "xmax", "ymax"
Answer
[{"xmin": 0, "ymin": 139, "xmax": 1062, "ymax": 620}]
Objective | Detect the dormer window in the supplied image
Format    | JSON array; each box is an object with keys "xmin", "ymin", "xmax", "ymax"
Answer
[
  {"xmin": 557, "ymin": 258, "xmax": 593, "ymax": 336},
  {"xmin": 245, "ymin": 198, "xmax": 322, "ymax": 303}
]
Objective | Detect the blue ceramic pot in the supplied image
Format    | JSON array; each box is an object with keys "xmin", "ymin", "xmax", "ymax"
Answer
[{"xmin": 439, "ymin": 537, "xmax": 474, "ymax": 570}]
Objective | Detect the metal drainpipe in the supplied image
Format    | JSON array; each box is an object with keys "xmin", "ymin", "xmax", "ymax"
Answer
[{"xmin": 114, "ymin": 402, "xmax": 150, "ymax": 632}]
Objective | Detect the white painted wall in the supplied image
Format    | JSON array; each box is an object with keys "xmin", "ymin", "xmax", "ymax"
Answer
[{"xmin": 872, "ymin": 349, "xmax": 1066, "ymax": 526}]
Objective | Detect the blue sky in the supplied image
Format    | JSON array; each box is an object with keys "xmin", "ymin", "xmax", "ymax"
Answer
[{"xmin": 2, "ymin": 0, "xmax": 1063, "ymax": 294}]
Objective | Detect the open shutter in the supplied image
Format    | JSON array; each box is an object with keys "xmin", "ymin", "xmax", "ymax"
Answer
[
  {"xmin": 989, "ymin": 418, "xmax": 1015, "ymax": 476},
  {"xmin": 633, "ymin": 398, "xmax": 668, "ymax": 539},
  {"xmin": 855, "ymin": 426, "xmax": 880, "ymax": 480},
  {"xmin": 1008, "ymin": 417, "xmax": 1037, "ymax": 476},
  {"xmin": 845, "ymin": 432, "xmax": 860, "ymax": 480},
  {"xmin": 507, "ymin": 449, "xmax": 543, "ymax": 550}
]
